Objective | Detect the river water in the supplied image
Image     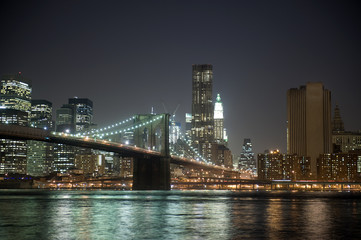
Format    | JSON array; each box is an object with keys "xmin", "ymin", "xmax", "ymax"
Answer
[{"xmin": 0, "ymin": 190, "xmax": 360, "ymax": 240}]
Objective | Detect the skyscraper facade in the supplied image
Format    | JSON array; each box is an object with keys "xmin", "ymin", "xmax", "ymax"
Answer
[
  {"xmin": 0, "ymin": 73, "xmax": 32, "ymax": 117},
  {"xmin": 191, "ymin": 64, "xmax": 214, "ymax": 160},
  {"xmin": 56, "ymin": 104, "xmax": 75, "ymax": 133},
  {"xmin": 0, "ymin": 73, "xmax": 32, "ymax": 174},
  {"xmin": 30, "ymin": 100, "xmax": 53, "ymax": 129},
  {"xmin": 214, "ymin": 93, "xmax": 224, "ymax": 143},
  {"xmin": 0, "ymin": 109, "xmax": 28, "ymax": 174},
  {"xmin": 238, "ymin": 138, "xmax": 256, "ymax": 174},
  {"xmin": 287, "ymin": 82, "xmax": 332, "ymax": 178},
  {"xmin": 54, "ymin": 104, "xmax": 76, "ymax": 173},
  {"xmin": 68, "ymin": 98, "xmax": 93, "ymax": 132},
  {"xmin": 27, "ymin": 100, "xmax": 53, "ymax": 176}
]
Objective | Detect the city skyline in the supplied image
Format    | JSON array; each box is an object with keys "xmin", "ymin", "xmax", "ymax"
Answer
[{"xmin": 1, "ymin": 0, "xmax": 360, "ymax": 155}]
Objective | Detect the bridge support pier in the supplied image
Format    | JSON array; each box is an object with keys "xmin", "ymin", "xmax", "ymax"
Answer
[{"xmin": 132, "ymin": 156, "xmax": 170, "ymax": 190}]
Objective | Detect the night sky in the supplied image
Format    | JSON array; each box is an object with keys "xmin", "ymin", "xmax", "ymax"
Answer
[{"xmin": 1, "ymin": 0, "xmax": 360, "ymax": 155}]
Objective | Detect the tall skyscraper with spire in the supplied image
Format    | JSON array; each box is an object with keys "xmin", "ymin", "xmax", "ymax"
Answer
[
  {"xmin": 332, "ymin": 105, "xmax": 344, "ymax": 133},
  {"xmin": 191, "ymin": 64, "xmax": 214, "ymax": 161},
  {"xmin": 287, "ymin": 82, "xmax": 332, "ymax": 178},
  {"xmin": 214, "ymin": 93, "xmax": 224, "ymax": 142}
]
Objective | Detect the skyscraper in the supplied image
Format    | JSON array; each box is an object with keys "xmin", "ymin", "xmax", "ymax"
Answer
[
  {"xmin": 0, "ymin": 109, "xmax": 28, "ymax": 174},
  {"xmin": 30, "ymin": 100, "xmax": 53, "ymax": 129},
  {"xmin": 238, "ymin": 138, "xmax": 256, "ymax": 174},
  {"xmin": 68, "ymin": 98, "xmax": 93, "ymax": 132},
  {"xmin": 54, "ymin": 104, "xmax": 76, "ymax": 173},
  {"xmin": 191, "ymin": 64, "xmax": 214, "ymax": 160},
  {"xmin": 0, "ymin": 73, "xmax": 32, "ymax": 174},
  {"xmin": 287, "ymin": 82, "xmax": 332, "ymax": 178},
  {"xmin": 27, "ymin": 100, "xmax": 53, "ymax": 176},
  {"xmin": 214, "ymin": 93, "xmax": 224, "ymax": 143},
  {"xmin": 56, "ymin": 104, "xmax": 75, "ymax": 133},
  {"xmin": 0, "ymin": 73, "xmax": 32, "ymax": 117}
]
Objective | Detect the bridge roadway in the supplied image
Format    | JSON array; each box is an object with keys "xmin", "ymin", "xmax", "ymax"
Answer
[{"xmin": 0, "ymin": 124, "xmax": 236, "ymax": 174}]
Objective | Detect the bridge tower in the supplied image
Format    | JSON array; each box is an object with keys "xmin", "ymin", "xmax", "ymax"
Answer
[{"xmin": 132, "ymin": 113, "xmax": 170, "ymax": 190}]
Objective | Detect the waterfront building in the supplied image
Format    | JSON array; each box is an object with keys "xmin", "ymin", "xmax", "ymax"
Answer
[
  {"xmin": 287, "ymin": 82, "xmax": 332, "ymax": 179},
  {"xmin": 0, "ymin": 73, "xmax": 32, "ymax": 174},
  {"xmin": 287, "ymin": 154, "xmax": 312, "ymax": 180},
  {"xmin": 68, "ymin": 98, "xmax": 93, "ymax": 132},
  {"xmin": 191, "ymin": 64, "xmax": 214, "ymax": 161},
  {"xmin": 258, "ymin": 150, "xmax": 284, "ymax": 180},
  {"xmin": 121, "ymin": 157, "xmax": 133, "ymax": 178},
  {"xmin": 317, "ymin": 153, "xmax": 361, "ymax": 181},
  {"xmin": 27, "ymin": 100, "xmax": 53, "ymax": 176},
  {"xmin": 258, "ymin": 150, "xmax": 312, "ymax": 180},
  {"xmin": 238, "ymin": 138, "xmax": 256, "ymax": 174},
  {"xmin": 74, "ymin": 154, "xmax": 105, "ymax": 176},
  {"xmin": 214, "ymin": 93, "xmax": 224, "ymax": 143}
]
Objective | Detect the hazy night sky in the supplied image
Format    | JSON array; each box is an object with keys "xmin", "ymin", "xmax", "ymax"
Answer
[{"xmin": 1, "ymin": 0, "xmax": 360, "ymax": 155}]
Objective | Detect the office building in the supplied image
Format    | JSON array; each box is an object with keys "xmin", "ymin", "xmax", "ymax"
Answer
[
  {"xmin": 54, "ymin": 104, "xmax": 76, "ymax": 173},
  {"xmin": 238, "ymin": 138, "xmax": 256, "ymax": 174},
  {"xmin": 68, "ymin": 98, "xmax": 93, "ymax": 132},
  {"xmin": 0, "ymin": 73, "xmax": 32, "ymax": 117},
  {"xmin": 0, "ymin": 109, "xmax": 28, "ymax": 174},
  {"xmin": 27, "ymin": 100, "xmax": 53, "ymax": 176},
  {"xmin": 0, "ymin": 73, "xmax": 32, "ymax": 174},
  {"xmin": 258, "ymin": 150, "xmax": 284, "ymax": 180},
  {"xmin": 287, "ymin": 82, "xmax": 332, "ymax": 178},
  {"xmin": 214, "ymin": 93, "xmax": 224, "ymax": 143},
  {"xmin": 191, "ymin": 64, "xmax": 214, "ymax": 161},
  {"xmin": 56, "ymin": 104, "xmax": 75, "ymax": 133}
]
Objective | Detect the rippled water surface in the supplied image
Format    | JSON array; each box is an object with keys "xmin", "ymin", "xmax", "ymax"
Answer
[{"xmin": 0, "ymin": 190, "xmax": 361, "ymax": 239}]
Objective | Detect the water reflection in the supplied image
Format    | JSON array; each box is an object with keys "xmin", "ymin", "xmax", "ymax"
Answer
[{"xmin": 0, "ymin": 190, "xmax": 361, "ymax": 239}]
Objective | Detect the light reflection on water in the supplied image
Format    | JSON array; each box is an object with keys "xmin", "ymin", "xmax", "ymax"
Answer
[{"xmin": 0, "ymin": 190, "xmax": 361, "ymax": 239}]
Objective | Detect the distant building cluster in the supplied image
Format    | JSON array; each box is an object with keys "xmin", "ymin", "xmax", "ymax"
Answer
[
  {"xmin": 258, "ymin": 82, "xmax": 361, "ymax": 181},
  {"xmin": 0, "ymin": 72, "xmax": 129, "ymax": 178},
  {"xmin": 0, "ymin": 66, "xmax": 235, "ymax": 179},
  {"xmin": 2, "ymin": 71, "xmax": 360, "ymax": 183}
]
